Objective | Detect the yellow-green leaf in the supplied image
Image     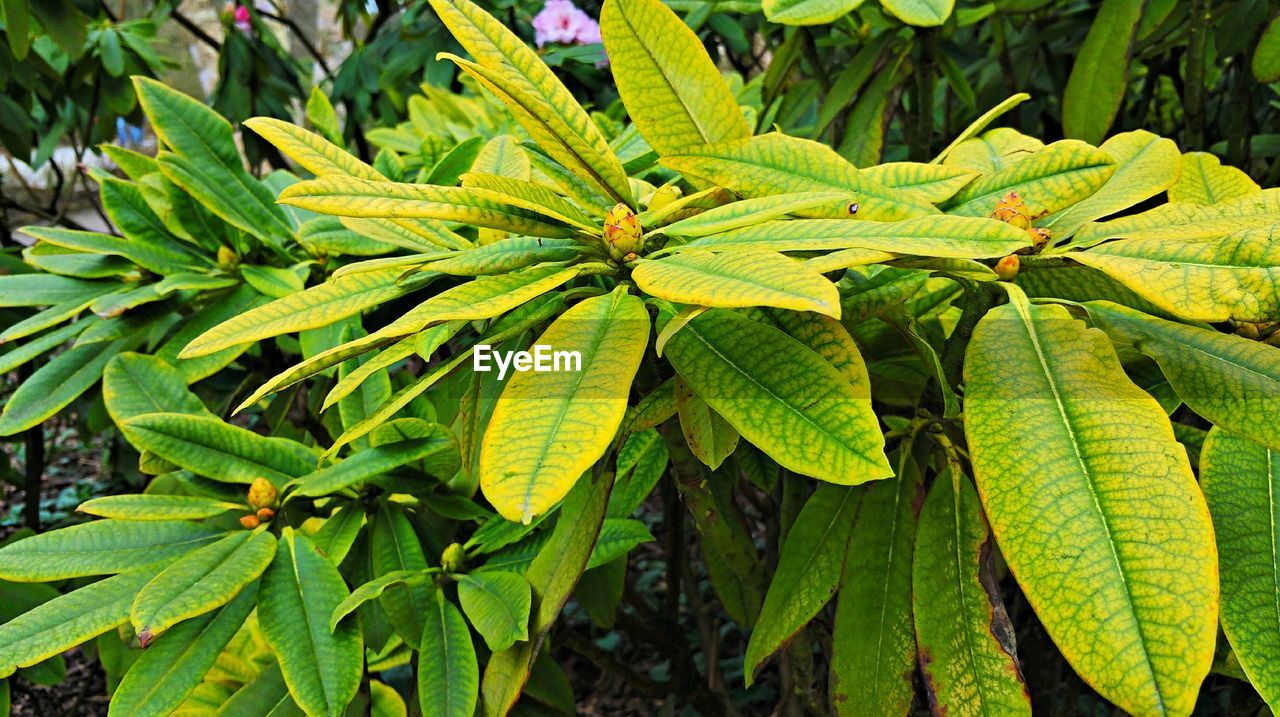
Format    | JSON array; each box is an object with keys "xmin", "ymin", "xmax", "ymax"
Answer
[
  {"xmin": 460, "ymin": 172, "xmax": 596, "ymax": 230},
  {"xmin": 880, "ymin": 0, "xmax": 953, "ymax": 26},
  {"xmin": 419, "ymin": 592, "xmax": 478, "ymax": 717},
  {"xmin": 913, "ymin": 469, "xmax": 1032, "ymax": 715},
  {"xmin": 472, "ymin": 135, "xmax": 531, "ymax": 181},
  {"xmin": 861, "ymin": 162, "xmax": 977, "ymax": 204},
  {"xmin": 1200, "ymin": 428, "xmax": 1280, "ymax": 707},
  {"xmin": 1254, "ymin": 15, "xmax": 1280, "ymax": 82},
  {"xmin": 109, "ymin": 584, "xmax": 256, "ymax": 717},
  {"xmin": 1073, "ymin": 226, "xmax": 1280, "ymax": 322},
  {"xmin": 259, "ymin": 529, "xmax": 362, "ymax": 717},
  {"xmin": 682, "ymin": 215, "xmax": 1031, "ymax": 258},
  {"xmin": 0, "ymin": 520, "xmax": 219, "ymax": 581},
  {"xmin": 0, "ymin": 569, "xmax": 157, "ymax": 679},
  {"xmin": 633, "ymin": 251, "xmax": 841, "ymax": 317},
  {"xmin": 244, "ymin": 117, "xmax": 383, "ymax": 181},
  {"xmin": 278, "ymin": 176, "xmax": 577, "ymax": 238},
  {"xmin": 964, "ymin": 295, "xmax": 1217, "ymax": 716},
  {"xmin": 601, "ymin": 0, "xmax": 750, "ymax": 155},
  {"xmin": 481, "ymin": 289, "xmax": 649, "ymax": 522},
  {"xmin": 427, "ymin": 0, "xmax": 631, "ymax": 205},
  {"xmin": 1046, "ymin": 130, "xmax": 1181, "ymax": 239},
  {"xmin": 131, "ymin": 531, "xmax": 275, "ymax": 641},
  {"xmin": 180, "ymin": 268, "xmax": 412, "ymax": 358},
  {"xmin": 664, "ymin": 309, "xmax": 891, "ymax": 485},
  {"xmin": 456, "ymin": 571, "xmax": 531, "ymax": 652},
  {"xmin": 943, "ymin": 139, "xmax": 1116, "ymax": 217},
  {"xmin": 657, "ymin": 192, "xmax": 856, "ymax": 238},
  {"xmin": 932, "ymin": 95, "xmax": 1032, "ymax": 165},
  {"xmin": 662, "ymin": 133, "xmax": 938, "ymax": 221},
  {"xmin": 1071, "ymin": 188, "xmax": 1280, "ymax": 246},
  {"xmin": 77, "ymin": 495, "xmax": 243, "ymax": 521},
  {"xmin": 674, "ymin": 374, "xmax": 739, "ymax": 470},
  {"xmin": 121, "ymin": 413, "xmax": 318, "ymax": 487},
  {"xmin": 1168, "ymin": 152, "xmax": 1261, "ymax": 205},
  {"xmin": 1084, "ymin": 301, "xmax": 1280, "ymax": 452},
  {"xmin": 763, "ymin": 0, "xmax": 864, "ymax": 25}
]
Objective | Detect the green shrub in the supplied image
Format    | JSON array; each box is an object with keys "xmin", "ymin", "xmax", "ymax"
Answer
[{"xmin": 2, "ymin": 0, "xmax": 1280, "ymax": 715}]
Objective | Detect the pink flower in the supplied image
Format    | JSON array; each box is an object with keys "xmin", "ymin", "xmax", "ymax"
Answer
[
  {"xmin": 233, "ymin": 5, "xmax": 252, "ymax": 35},
  {"xmin": 532, "ymin": 0, "xmax": 595, "ymax": 47}
]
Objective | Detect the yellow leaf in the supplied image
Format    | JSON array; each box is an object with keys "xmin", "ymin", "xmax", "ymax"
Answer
[
  {"xmin": 1168, "ymin": 151, "xmax": 1261, "ymax": 205},
  {"xmin": 965, "ymin": 291, "xmax": 1217, "ymax": 716},
  {"xmin": 601, "ymin": 0, "xmax": 750, "ymax": 155},
  {"xmin": 633, "ymin": 250, "xmax": 840, "ymax": 317},
  {"xmin": 480, "ymin": 288, "xmax": 649, "ymax": 522},
  {"xmin": 943, "ymin": 139, "xmax": 1116, "ymax": 218},
  {"xmin": 244, "ymin": 118, "xmax": 383, "ymax": 181}
]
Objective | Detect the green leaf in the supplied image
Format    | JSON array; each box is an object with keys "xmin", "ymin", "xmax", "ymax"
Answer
[
  {"xmin": 156, "ymin": 286, "xmax": 268, "ymax": 383},
  {"xmin": 1254, "ymin": 15, "xmax": 1280, "ymax": 82},
  {"xmin": 306, "ymin": 87, "xmax": 344, "ymax": 145},
  {"xmin": 472, "ymin": 135, "xmax": 531, "ymax": 181},
  {"xmin": 1062, "ymin": 0, "xmax": 1144, "ymax": 144},
  {"xmin": 744, "ymin": 484, "xmax": 859, "ymax": 683},
  {"xmin": 428, "ymin": 237, "xmax": 582, "ymax": 277},
  {"xmin": 278, "ymin": 176, "xmax": 577, "ymax": 238},
  {"xmin": 674, "ymin": 375, "xmax": 739, "ymax": 469},
  {"xmin": 1046, "ymin": 131, "xmax": 1181, "ymax": 239},
  {"xmin": 0, "ymin": 272, "xmax": 108, "ymax": 310},
  {"xmin": 460, "ymin": 173, "xmax": 596, "ymax": 230},
  {"xmin": 245, "ymin": 117, "xmax": 383, "ymax": 181},
  {"xmin": 3, "ymin": 0, "xmax": 30, "ymax": 60},
  {"xmin": 932, "ymin": 95, "xmax": 1033, "ymax": 165},
  {"xmin": 109, "ymin": 584, "xmax": 257, "ymax": 717},
  {"xmin": 133, "ymin": 77, "xmax": 240, "ymax": 169},
  {"xmin": 0, "ymin": 519, "xmax": 219, "ymax": 581},
  {"xmin": 831, "ymin": 453, "xmax": 922, "ymax": 716},
  {"xmin": 634, "ymin": 251, "xmax": 840, "ymax": 317},
  {"xmin": 879, "ymin": 0, "xmax": 953, "ymax": 26},
  {"xmin": 0, "ymin": 569, "xmax": 156, "ymax": 679},
  {"xmin": 943, "ymin": 140, "xmax": 1116, "ymax": 217},
  {"xmin": 763, "ymin": 0, "xmax": 864, "ymax": 25},
  {"xmin": 131, "ymin": 531, "xmax": 275, "ymax": 641},
  {"xmin": 1073, "ymin": 226, "xmax": 1280, "ymax": 322},
  {"xmin": 329, "ymin": 570, "xmax": 431, "ymax": 631},
  {"xmin": 1168, "ymin": 151, "xmax": 1261, "ymax": 205},
  {"xmin": 181, "ymin": 269, "xmax": 412, "ymax": 358},
  {"xmin": 0, "ymin": 336, "xmax": 137, "ymax": 436},
  {"xmin": 481, "ymin": 288, "xmax": 648, "ymax": 523},
  {"xmin": 682, "ymin": 215, "xmax": 1032, "ymax": 258},
  {"xmin": 662, "ymin": 133, "xmax": 938, "ymax": 222},
  {"xmin": 77, "ymin": 495, "xmax": 243, "ymax": 521},
  {"xmin": 288, "ymin": 431, "xmax": 456, "ymax": 498},
  {"xmin": 913, "ymin": 469, "xmax": 1031, "ymax": 714},
  {"xmin": 601, "ymin": 0, "xmax": 751, "ymax": 155},
  {"xmin": 586, "ymin": 518, "xmax": 655, "ymax": 569},
  {"xmin": 964, "ymin": 294, "xmax": 1217, "ymax": 716},
  {"xmin": 1200, "ymin": 428, "xmax": 1280, "ymax": 706},
  {"xmin": 1083, "ymin": 301, "xmax": 1280, "ymax": 452},
  {"xmin": 241, "ymin": 265, "xmax": 305, "ymax": 299},
  {"xmin": 370, "ymin": 505, "xmax": 435, "ymax": 648},
  {"xmin": 121, "ymin": 413, "xmax": 318, "ymax": 486},
  {"xmin": 457, "ymin": 572, "xmax": 531, "ymax": 652},
  {"xmin": 427, "ymin": 0, "xmax": 631, "ymax": 205},
  {"xmin": 103, "ymin": 353, "xmax": 213, "ymax": 425},
  {"xmin": 259, "ymin": 529, "xmax": 362, "ymax": 717},
  {"xmin": 664, "ymin": 310, "xmax": 891, "ymax": 485},
  {"xmin": 418, "ymin": 593, "xmax": 478, "ymax": 717}
]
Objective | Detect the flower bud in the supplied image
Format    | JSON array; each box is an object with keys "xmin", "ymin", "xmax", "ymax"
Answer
[
  {"xmin": 216, "ymin": 246, "xmax": 237, "ymax": 270},
  {"xmin": 994, "ymin": 254, "xmax": 1020, "ymax": 281},
  {"xmin": 1238, "ymin": 322, "xmax": 1262, "ymax": 340},
  {"xmin": 1026, "ymin": 227, "xmax": 1052, "ymax": 250},
  {"xmin": 991, "ymin": 191, "xmax": 1031, "ymax": 230},
  {"xmin": 648, "ymin": 185, "xmax": 681, "ymax": 212},
  {"xmin": 441, "ymin": 542, "xmax": 466, "ymax": 573},
  {"xmin": 239, "ymin": 514, "xmax": 261, "ymax": 529},
  {"xmin": 603, "ymin": 203, "xmax": 643, "ymax": 262},
  {"xmin": 256, "ymin": 507, "xmax": 275, "ymax": 522},
  {"xmin": 247, "ymin": 477, "xmax": 278, "ymax": 510}
]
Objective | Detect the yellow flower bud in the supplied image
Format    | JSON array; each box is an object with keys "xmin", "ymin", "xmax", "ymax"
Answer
[
  {"xmin": 247, "ymin": 477, "xmax": 278, "ymax": 510},
  {"xmin": 239, "ymin": 514, "xmax": 261, "ymax": 529},
  {"xmin": 991, "ymin": 191, "xmax": 1032, "ymax": 230},
  {"xmin": 994, "ymin": 254, "xmax": 1020, "ymax": 281},
  {"xmin": 648, "ymin": 185, "xmax": 681, "ymax": 212},
  {"xmin": 216, "ymin": 246, "xmax": 238, "ymax": 270},
  {"xmin": 256, "ymin": 507, "xmax": 275, "ymax": 522},
  {"xmin": 603, "ymin": 203, "xmax": 643, "ymax": 262}
]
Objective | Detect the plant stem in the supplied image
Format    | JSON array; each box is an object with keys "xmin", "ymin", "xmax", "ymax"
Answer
[{"xmin": 1184, "ymin": 0, "xmax": 1210, "ymax": 148}]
